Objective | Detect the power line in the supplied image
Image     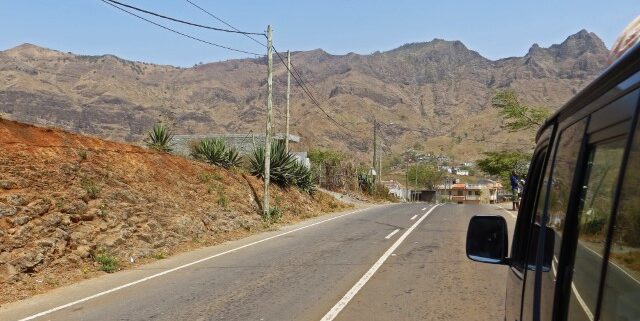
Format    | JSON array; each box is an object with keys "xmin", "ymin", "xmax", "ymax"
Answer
[
  {"xmin": 183, "ymin": 0, "xmax": 267, "ymax": 48},
  {"xmin": 126, "ymin": 0, "xmax": 356, "ymax": 134},
  {"xmin": 272, "ymin": 47, "xmax": 362, "ymax": 134},
  {"xmin": 100, "ymin": 0, "xmax": 261, "ymax": 56},
  {"xmin": 272, "ymin": 46, "xmax": 361, "ymax": 132},
  {"xmin": 104, "ymin": 0, "xmax": 264, "ymax": 36}
]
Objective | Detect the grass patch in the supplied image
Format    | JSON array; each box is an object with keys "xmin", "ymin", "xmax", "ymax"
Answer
[
  {"xmin": 77, "ymin": 149, "xmax": 89, "ymax": 160},
  {"xmin": 217, "ymin": 192, "xmax": 229, "ymax": 209},
  {"xmin": 611, "ymin": 250, "xmax": 640, "ymax": 273},
  {"xmin": 80, "ymin": 175, "xmax": 101, "ymax": 199},
  {"xmin": 94, "ymin": 251, "xmax": 119, "ymax": 273},
  {"xmin": 197, "ymin": 171, "xmax": 222, "ymax": 183},
  {"xmin": 262, "ymin": 206, "xmax": 283, "ymax": 225},
  {"xmin": 150, "ymin": 252, "xmax": 166, "ymax": 260},
  {"xmin": 97, "ymin": 203, "xmax": 108, "ymax": 218}
]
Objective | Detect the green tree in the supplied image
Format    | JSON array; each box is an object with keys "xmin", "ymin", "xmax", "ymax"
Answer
[
  {"xmin": 492, "ymin": 90, "xmax": 551, "ymax": 132},
  {"xmin": 308, "ymin": 149, "xmax": 345, "ymax": 167},
  {"xmin": 476, "ymin": 151, "xmax": 530, "ymax": 183},
  {"xmin": 407, "ymin": 163, "xmax": 445, "ymax": 189}
]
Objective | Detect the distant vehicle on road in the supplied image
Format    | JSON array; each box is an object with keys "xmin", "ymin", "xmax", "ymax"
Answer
[{"xmin": 465, "ymin": 19, "xmax": 640, "ymax": 321}]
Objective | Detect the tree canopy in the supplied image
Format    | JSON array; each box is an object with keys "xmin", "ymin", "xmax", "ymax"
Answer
[
  {"xmin": 406, "ymin": 163, "xmax": 445, "ymax": 189},
  {"xmin": 492, "ymin": 90, "xmax": 550, "ymax": 132},
  {"xmin": 476, "ymin": 151, "xmax": 530, "ymax": 183}
]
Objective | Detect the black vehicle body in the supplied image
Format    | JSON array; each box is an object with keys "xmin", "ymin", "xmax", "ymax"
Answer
[{"xmin": 467, "ymin": 42, "xmax": 640, "ymax": 321}]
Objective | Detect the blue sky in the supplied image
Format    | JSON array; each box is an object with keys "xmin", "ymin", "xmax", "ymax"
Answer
[{"xmin": 0, "ymin": 1, "xmax": 637, "ymax": 66}]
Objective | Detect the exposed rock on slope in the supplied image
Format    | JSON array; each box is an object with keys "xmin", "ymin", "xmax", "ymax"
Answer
[
  {"xmin": 0, "ymin": 30, "xmax": 609, "ymax": 159},
  {"xmin": 0, "ymin": 118, "xmax": 348, "ymax": 304}
]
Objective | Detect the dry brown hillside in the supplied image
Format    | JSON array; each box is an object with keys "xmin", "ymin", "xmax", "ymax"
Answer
[
  {"xmin": 0, "ymin": 30, "xmax": 609, "ymax": 160},
  {"xmin": 0, "ymin": 118, "xmax": 348, "ymax": 304}
]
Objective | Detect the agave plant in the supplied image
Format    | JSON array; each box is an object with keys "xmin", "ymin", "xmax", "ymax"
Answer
[
  {"xmin": 192, "ymin": 138, "xmax": 243, "ymax": 169},
  {"xmin": 192, "ymin": 138, "xmax": 227, "ymax": 167},
  {"xmin": 292, "ymin": 162, "xmax": 316, "ymax": 194},
  {"xmin": 249, "ymin": 140, "xmax": 316, "ymax": 193},
  {"xmin": 249, "ymin": 140, "xmax": 297, "ymax": 187},
  {"xmin": 145, "ymin": 123, "xmax": 174, "ymax": 152},
  {"xmin": 224, "ymin": 146, "xmax": 243, "ymax": 168}
]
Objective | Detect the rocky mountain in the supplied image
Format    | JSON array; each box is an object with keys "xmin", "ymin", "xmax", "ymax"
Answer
[{"xmin": 0, "ymin": 30, "xmax": 609, "ymax": 161}]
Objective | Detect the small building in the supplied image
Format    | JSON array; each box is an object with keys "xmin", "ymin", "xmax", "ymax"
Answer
[
  {"xmin": 435, "ymin": 180, "xmax": 503, "ymax": 204},
  {"xmin": 291, "ymin": 151, "xmax": 311, "ymax": 169},
  {"xmin": 381, "ymin": 180, "xmax": 405, "ymax": 200}
]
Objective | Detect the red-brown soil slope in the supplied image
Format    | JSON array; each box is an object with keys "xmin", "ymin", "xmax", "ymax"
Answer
[{"xmin": 0, "ymin": 118, "xmax": 348, "ymax": 304}]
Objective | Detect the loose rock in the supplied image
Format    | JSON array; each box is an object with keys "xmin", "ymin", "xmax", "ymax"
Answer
[
  {"xmin": 13, "ymin": 216, "xmax": 30, "ymax": 226},
  {"xmin": 0, "ymin": 204, "xmax": 17, "ymax": 217},
  {"xmin": 0, "ymin": 180, "xmax": 14, "ymax": 190}
]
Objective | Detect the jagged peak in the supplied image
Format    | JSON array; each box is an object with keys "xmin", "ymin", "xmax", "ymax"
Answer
[
  {"xmin": 526, "ymin": 43, "xmax": 546, "ymax": 56},
  {"xmin": 523, "ymin": 30, "xmax": 608, "ymax": 59},
  {"xmin": 552, "ymin": 29, "xmax": 608, "ymax": 54}
]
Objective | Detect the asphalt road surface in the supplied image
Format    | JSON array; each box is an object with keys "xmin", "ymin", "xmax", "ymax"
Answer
[{"xmin": 1, "ymin": 203, "xmax": 515, "ymax": 321}]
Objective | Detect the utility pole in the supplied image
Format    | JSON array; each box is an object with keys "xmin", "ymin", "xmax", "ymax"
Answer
[
  {"xmin": 372, "ymin": 119, "xmax": 377, "ymax": 183},
  {"xmin": 405, "ymin": 163, "xmax": 409, "ymax": 202},
  {"xmin": 378, "ymin": 152, "xmax": 382, "ymax": 181},
  {"xmin": 285, "ymin": 50, "xmax": 291, "ymax": 153},
  {"xmin": 414, "ymin": 164, "xmax": 418, "ymax": 202},
  {"xmin": 263, "ymin": 25, "xmax": 273, "ymax": 218}
]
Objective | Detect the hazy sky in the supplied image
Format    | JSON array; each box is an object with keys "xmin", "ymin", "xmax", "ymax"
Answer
[{"xmin": 1, "ymin": 1, "xmax": 637, "ymax": 66}]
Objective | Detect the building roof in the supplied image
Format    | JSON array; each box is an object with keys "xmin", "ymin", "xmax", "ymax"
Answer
[{"xmin": 451, "ymin": 183, "xmax": 466, "ymax": 189}]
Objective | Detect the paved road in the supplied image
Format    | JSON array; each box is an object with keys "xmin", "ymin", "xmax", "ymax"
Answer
[
  {"xmin": 1, "ymin": 203, "xmax": 514, "ymax": 321},
  {"xmin": 566, "ymin": 240, "xmax": 640, "ymax": 321}
]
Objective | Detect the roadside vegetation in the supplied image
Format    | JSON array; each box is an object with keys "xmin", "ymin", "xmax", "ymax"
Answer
[
  {"xmin": 145, "ymin": 122, "xmax": 174, "ymax": 152},
  {"xmin": 476, "ymin": 151, "xmax": 530, "ymax": 184},
  {"xmin": 1, "ymin": 119, "xmax": 349, "ymax": 304},
  {"xmin": 476, "ymin": 90, "xmax": 550, "ymax": 185},
  {"xmin": 309, "ymin": 148, "xmax": 398, "ymax": 202},
  {"xmin": 249, "ymin": 140, "xmax": 315, "ymax": 194},
  {"xmin": 492, "ymin": 90, "xmax": 551, "ymax": 132},
  {"xmin": 406, "ymin": 162, "xmax": 444, "ymax": 189},
  {"xmin": 191, "ymin": 138, "xmax": 242, "ymax": 169},
  {"xmin": 93, "ymin": 250, "xmax": 119, "ymax": 273}
]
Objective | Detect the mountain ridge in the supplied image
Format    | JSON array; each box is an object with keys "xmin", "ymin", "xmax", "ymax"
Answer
[{"xmin": 0, "ymin": 30, "xmax": 610, "ymax": 161}]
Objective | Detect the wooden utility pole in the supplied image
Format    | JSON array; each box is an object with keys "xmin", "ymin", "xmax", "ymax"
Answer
[
  {"xmin": 414, "ymin": 164, "xmax": 418, "ymax": 202},
  {"xmin": 378, "ymin": 152, "xmax": 382, "ymax": 181},
  {"xmin": 285, "ymin": 50, "xmax": 291, "ymax": 153},
  {"xmin": 372, "ymin": 119, "xmax": 377, "ymax": 183},
  {"xmin": 263, "ymin": 25, "xmax": 273, "ymax": 218},
  {"xmin": 405, "ymin": 163, "xmax": 409, "ymax": 202}
]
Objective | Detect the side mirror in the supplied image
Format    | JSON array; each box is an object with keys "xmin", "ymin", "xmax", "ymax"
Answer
[{"xmin": 466, "ymin": 215, "xmax": 509, "ymax": 264}]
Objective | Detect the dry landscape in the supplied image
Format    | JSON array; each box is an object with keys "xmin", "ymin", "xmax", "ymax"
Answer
[
  {"xmin": 0, "ymin": 30, "xmax": 609, "ymax": 161},
  {"xmin": 0, "ymin": 118, "xmax": 350, "ymax": 304}
]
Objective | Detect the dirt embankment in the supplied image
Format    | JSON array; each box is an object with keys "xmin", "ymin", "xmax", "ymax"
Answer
[{"xmin": 0, "ymin": 119, "xmax": 350, "ymax": 304}]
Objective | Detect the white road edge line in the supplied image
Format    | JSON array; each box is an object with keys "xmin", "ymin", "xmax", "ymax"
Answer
[
  {"xmin": 17, "ymin": 207, "xmax": 376, "ymax": 321},
  {"xmin": 320, "ymin": 205, "xmax": 440, "ymax": 321},
  {"xmin": 496, "ymin": 205, "xmax": 517, "ymax": 219},
  {"xmin": 410, "ymin": 214, "xmax": 417, "ymax": 221},
  {"xmin": 580, "ymin": 241, "xmax": 640, "ymax": 285},
  {"xmin": 384, "ymin": 229, "xmax": 400, "ymax": 240},
  {"xmin": 552, "ymin": 256, "xmax": 594, "ymax": 321}
]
